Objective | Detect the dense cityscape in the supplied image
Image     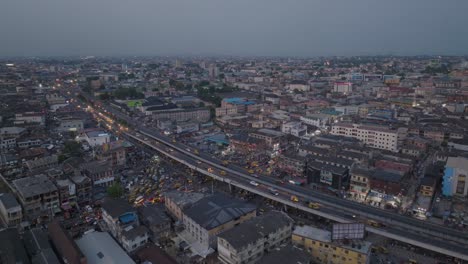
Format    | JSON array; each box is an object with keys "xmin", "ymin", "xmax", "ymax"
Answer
[{"xmin": 0, "ymin": 56, "xmax": 467, "ymax": 264}]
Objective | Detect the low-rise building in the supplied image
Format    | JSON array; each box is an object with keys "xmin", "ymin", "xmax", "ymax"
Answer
[
  {"xmin": 217, "ymin": 211, "xmax": 293, "ymax": 264},
  {"xmin": 292, "ymin": 225, "xmax": 371, "ymax": 264},
  {"xmin": 0, "ymin": 193, "xmax": 22, "ymax": 226},
  {"xmin": 75, "ymin": 231, "xmax": 135, "ymax": 264},
  {"xmin": 419, "ymin": 177, "xmax": 437, "ymax": 197},
  {"xmin": 120, "ymin": 225, "xmax": 150, "ymax": 253}
]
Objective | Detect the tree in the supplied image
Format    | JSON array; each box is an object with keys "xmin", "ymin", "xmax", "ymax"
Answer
[
  {"xmin": 107, "ymin": 182, "xmax": 123, "ymax": 198},
  {"xmin": 63, "ymin": 141, "xmax": 82, "ymax": 157}
]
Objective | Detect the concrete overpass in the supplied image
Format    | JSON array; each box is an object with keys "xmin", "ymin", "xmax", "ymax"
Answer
[{"xmin": 124, "ymin": 131, "xmax": 468, "ymax": 261}]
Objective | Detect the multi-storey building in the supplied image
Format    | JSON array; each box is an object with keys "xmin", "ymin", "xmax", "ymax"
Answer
[
  {"xmin": 70, "ymin": 173, "xmax": 92, "ymax": 205},
  {"xmin": 0, "ymin": 193, "xmax": 22, "ymax": 226},
  {"xmin": 14, "ymin": 112, "xmax": 46, "ymax": 126},
  {"xmin": 217, "ymin": 211, "xmax": 293, "ymax": 264},
  {"xmin": 101, "ymin": 198, "xmax": 140, "ymax": 241},
  {"xmin": 12, "ymin": 174, "xmax": 59, "ymax": 219},
  {"xmin": 150, "ymin": 107, "xmax": 210, "ymax": 122},
  {"xmin": 292, "ymin": 225, "xmax": 371, "ymax": 264},
  {"xmin": 81, "ymin": 160, "xmax": 114, "ymax": 187},
  {"xmin": 331, "ymin": 123, "xmax": 407, "ymax": 152},
  {"xmin": 249, "ymin": 129, "xmax": 283, "ymax": 148},
  {"xmin": 182, "ymin": 193, "xmax": 256, "ymax": 252},
  {"xmin": 25, "ymin": 155, "xmax": 58, "ymax": 172},
  {"xmin": 333, "ymin": 82, "xmax": 353, "ymax": 94},
  {"xmin": 281, "ymin": 121, "xmax": 307, "ymax": 137},
  {"xmin": 164, "ymin": 191, "xmax": 206, "ymax": 221},
  {"xmin": 443, "ymin": 156, "xmax": 468, "ymax": 197},
  {"xmin": 349, "ymin": 166, "xmax": 373, "ymax": 202}
]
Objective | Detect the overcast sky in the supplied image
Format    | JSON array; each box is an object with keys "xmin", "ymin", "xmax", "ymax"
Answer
[{"xmin": 1, "ymin": 0, "xmax": 467, "ymax": 57}]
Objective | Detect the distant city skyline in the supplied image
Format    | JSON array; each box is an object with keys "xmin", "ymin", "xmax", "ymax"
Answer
[{"xmin": 1, "ymin": 0, "xmax": 468, "ymax": 57}]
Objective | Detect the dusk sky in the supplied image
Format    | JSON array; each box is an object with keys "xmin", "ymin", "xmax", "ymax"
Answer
[{"xmin": 1, "ymin": 0, "xmax": 468, "ymax": 57}]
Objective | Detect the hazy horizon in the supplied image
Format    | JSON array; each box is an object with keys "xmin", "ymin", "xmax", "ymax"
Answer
[{"xmin": 1, "ymin": 0, "xmax": 468, "ymax": 57}]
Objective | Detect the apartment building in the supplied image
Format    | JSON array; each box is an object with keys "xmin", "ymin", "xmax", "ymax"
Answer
[
  {"xmin": 12, "ymin": 174, "xmax": 59, "ymax": 219},
  {"xmin": 151, "ymin": 107, "xmax": 210, "ymax": 122},
  {"xmin": 182, "ymin": 193, "xmax": 256, "ymax": 252},
  {"xmin": 14, "ymin": 112, "xmax": 46, "ymax": 126},
  {"xmin": 0, "ymin": 193, "xmax": 22, "ymax": 226},
  {"xmin": 333, "ymin": 82, "xmax": 353, "ymax": 94},
  {"xmin": 101, "ymin": 198, "xmax": 140, "ymax": 241},
  {"xmin": 292, "ymin": 225, "xmax": 371, "ymax": 264},
  {"xmin": 331, "ymin": 123, "xmax": 407, "ymax": 152},
  {"xmin": 217, "ymin": 211, "xmax": 293, "ymax": 264}
]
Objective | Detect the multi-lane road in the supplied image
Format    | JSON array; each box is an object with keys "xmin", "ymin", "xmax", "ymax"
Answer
[{"xmin": 80, "ymin": 94, "xmax": 468, "ymax": 261}]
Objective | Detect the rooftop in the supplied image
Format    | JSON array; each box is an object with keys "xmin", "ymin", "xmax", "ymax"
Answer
[
  {"xmin": 0, "ymin": 192, "xmax": 20, "ymax": 209},
  {"xmin": 224, "ymin": 97, "xmax": 256, "ymax": 105},
  {"xmin": 446, "ymin": 156, "xmax": 468, "ymax": 171},
  {"xmin": 257, "ymin": 245, "xmax": 311, "ymax": 264},
  {"xmin": 13, "ymin": 174, "xmax": 57, "ymax": 198},
  {"xmin": 293, "ymin": 225, "xmax": 331, "ymax": 243},
  {"xmin": 218, "ymin": 211, "xmax": 292, "ymax": 250},
  {"xmin": 122, "ymin": 225, "xmax": 149, "ymax": 241},
  {"xmin": 372, "ymin": 170, "xmax": 403, "ymax": 183},
  {"xmin": 165, "ymin": 191, "xmax": 205, "ymax": 209},
  {"xmin": 101, "ymin": 198, "xmax": 135, "ymax": 219},
  {"xmin": 0, "ymin": 228, "xmax": 30, "ymax": 264},
  {"xmin": 183, "ymin": 193, "xmax": 256, "ymax": 230},
  {"xmin": 75, "ymin": 231, "xmax": 135, "ymax": 264}
]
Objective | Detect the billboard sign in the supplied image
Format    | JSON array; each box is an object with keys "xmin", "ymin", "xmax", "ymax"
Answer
[{"xmin": 332, "ymin": 223, "xmax": 365, "ymax": 240}]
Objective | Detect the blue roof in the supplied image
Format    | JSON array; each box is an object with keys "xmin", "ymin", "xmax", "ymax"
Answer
[
  {"xmin": 224, "ymin": 98, "xmax": 255, "ymax": 105},
  {"xmin": 205, "ymin": 134, "xmax": 229, "ymax": 145},
  {"xmin": 119, "ymin": 213, "xmax": 136, "ymax": 224}
]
